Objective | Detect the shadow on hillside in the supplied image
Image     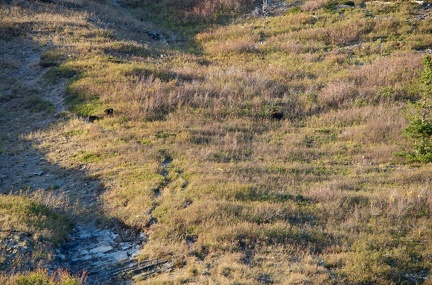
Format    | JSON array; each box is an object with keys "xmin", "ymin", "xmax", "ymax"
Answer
[
  {"xmin": 0, "ymin": 0, "xmax": 213, "ymax": 230},
  {"xmin": 85, "ymin": 0, "xmax": 262, "ymax": 53},
  {"xmin": 0, "ymin": 4, "xmax": 150, "ymax": 281},
  {"xmin": 0, "ymin": 34, "xmax": 99, "ymax": 208}
]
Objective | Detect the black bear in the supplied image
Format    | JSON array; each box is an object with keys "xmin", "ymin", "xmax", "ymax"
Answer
[
  {"xmin": 270, "ymin": 111, "xmax": 284, "ymax": 120},
  {"xmin": 88, "ymin": 115, "xmax": 100, "ymax": 123},
  {"xmin": 104, "ymin": 108, "xmax": 114, "ymax": 116}
]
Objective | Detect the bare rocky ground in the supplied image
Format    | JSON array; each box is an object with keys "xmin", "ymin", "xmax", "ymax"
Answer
[{"xmin": 0, "ymin": 35, "xmax": 157, "ymax": 284}]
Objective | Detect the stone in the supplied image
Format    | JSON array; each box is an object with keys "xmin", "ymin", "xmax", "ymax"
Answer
[
  {"xmin": 108, "ymin": 250, "xmax": 128, "ymax": 262},
  {"xmin": 78, "ymin": 230, "xmax": 92, "ymax": 239},
  {"xmin": 81, "ymin": 254, "xmax": 93, "ymax": 261},
  {"xmin": 78, "ymin": 249, "xmax": 90, "ymax": 256},
  {"xmin": 89, "ymin": 245, "xmax": 113, "ymax": 254},
  {"xmin": 71, "ymin": 256, "xmax": 80, "ymax": 262},
  {"xmin": 130, "ymin": 249, "xmax": 140, "ymax": 258},
  {"xmin": 121, "ymin": 244, "xmax": 132, "ymax": 250}
]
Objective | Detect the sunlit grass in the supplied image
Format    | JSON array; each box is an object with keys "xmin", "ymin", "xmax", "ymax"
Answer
[
  {"xmin": 2, "ymin": 0, "xmax": 432, "ymax": 283},
  {"xmin": 0, "ymin": 190, "xmax": 73, "ymax": 273}
]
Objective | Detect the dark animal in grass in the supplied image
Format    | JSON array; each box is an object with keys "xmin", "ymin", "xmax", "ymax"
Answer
[
  {"xmin": 270, "ymin": 111, "xmax": 284, "ymax": 120},
  {"xmin": 146, "ymin": 31, "xmax": 162, "ymax": 41},
  {"xmin": 104, "ymin": 108, "xmax": 114, "ymax": 116},
  {"xmin": 88, "ymin": 115, "xmax": 101, "ymax": 123}
]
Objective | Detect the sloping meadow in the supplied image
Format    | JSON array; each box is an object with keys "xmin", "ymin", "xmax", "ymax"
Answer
[{"xmin": 6, "ymin": 0, "xmax": 432, "ymax": 283}]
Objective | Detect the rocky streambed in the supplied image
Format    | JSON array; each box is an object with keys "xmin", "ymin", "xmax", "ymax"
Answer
[{"xmin": 51, "ymin": 221, "xmax": 147, "ymax": 284}]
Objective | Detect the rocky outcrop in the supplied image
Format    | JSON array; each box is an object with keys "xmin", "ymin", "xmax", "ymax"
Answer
[{"xmin": 51, "ymin": 221, "xmax": 147, "ymax": 284}]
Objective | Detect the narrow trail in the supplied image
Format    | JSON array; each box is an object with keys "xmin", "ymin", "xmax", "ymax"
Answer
[
  {"xmin": 0, "ymin": 1, "xmax": 179, "ymax": 282},
  {"xmin": 0, "ymin": 40, "xmax": 145, "ymax": 284},
  {"xmin": 146, "ymin": 157, "xmax": 173, "ymax": 228},
  {"xmin": 0, "ymin": 19, "xmax": 170, "ymax": 285}
]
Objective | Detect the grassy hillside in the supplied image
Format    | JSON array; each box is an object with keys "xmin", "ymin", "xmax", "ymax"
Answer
[
  {"xmin": 1, "ymin": 0, "xmax": 432, "ymax": 284},
  {"xmin": 0, "ymin": 191, "xmax": 77, "ymax": 284}
]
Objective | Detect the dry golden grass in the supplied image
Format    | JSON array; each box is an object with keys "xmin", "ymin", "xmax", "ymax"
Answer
[
  {"xmin": 2, "ymin": 0, "xmax": 432, "ymax": 283},
  {"xmin": 0, "ymin": 269, "xmax": 86, "ymax": 285},
  {"xmin": 0, "ymin": 190, "xmax": 73, "ymax": 273},
  {"xmin": 301, "ymin": 0, "xmax": 330, "ymax": 12}
]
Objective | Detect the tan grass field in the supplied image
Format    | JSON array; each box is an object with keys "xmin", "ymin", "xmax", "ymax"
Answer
[{"xmin": 1, "ymin": 0, "xmax": 432, "ymax": 284}]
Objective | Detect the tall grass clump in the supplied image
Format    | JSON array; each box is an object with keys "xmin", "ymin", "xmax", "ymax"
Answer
[
  {"xmin": 120, "ymin": 0, "xmax": 254, "ymax": 31},
  {"xmin": 0, "ymin": 269, "xmax": 86, "ymax": 285}
]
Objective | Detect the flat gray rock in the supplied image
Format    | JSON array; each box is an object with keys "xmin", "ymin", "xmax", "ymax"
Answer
[
  {"xmin": 108, "ymin": 250, "xmax": 129, "ymax": 261},
  {"xmin": 89, "ymin": 245, "xmax": 113, "ymax": 254}
]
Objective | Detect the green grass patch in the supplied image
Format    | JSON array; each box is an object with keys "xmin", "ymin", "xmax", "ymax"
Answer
[
  {"xmin": 65, "ymin": 89, "xmax": 100, "ymax": 117},
  {"xmin": 73, "ymin": 151, "xmax": 103, "ymax": 163},
  {"xmin": 40, "ymin": 48, "xmax": 68, "ymax": 68},
  {"xmin": 107, "ymin": 42, "xmax": 152, "ymax": 58},
  {"xmin": 0, "ymin": 193, "xmax": 72, "ymax": 245},
  {"xmin": 23, "ymin": 97, "xmax": 55, "ymax": 113},
  {"xmin": 0, "ymin": 192, "xmax": 73, "ymax": 273},
  {"xmin": 44, "ymin": 65, "xmax": 79, "ymax": 81},
  {"xmin": 0, "ymin": 268, "xmax": 84, "ymax": 285}
]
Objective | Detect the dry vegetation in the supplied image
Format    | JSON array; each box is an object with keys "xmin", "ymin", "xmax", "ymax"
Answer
[
  {"xmin": 1, "ymin": 0, "xmax": 432, "ymax": 284},
  {"xmin": 0, "ymin": 191, "xmax": 76, "ymax": 283},
  {"xmin": 0, "ymin": 268, "xmax": 85, "ymax": 285}
]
